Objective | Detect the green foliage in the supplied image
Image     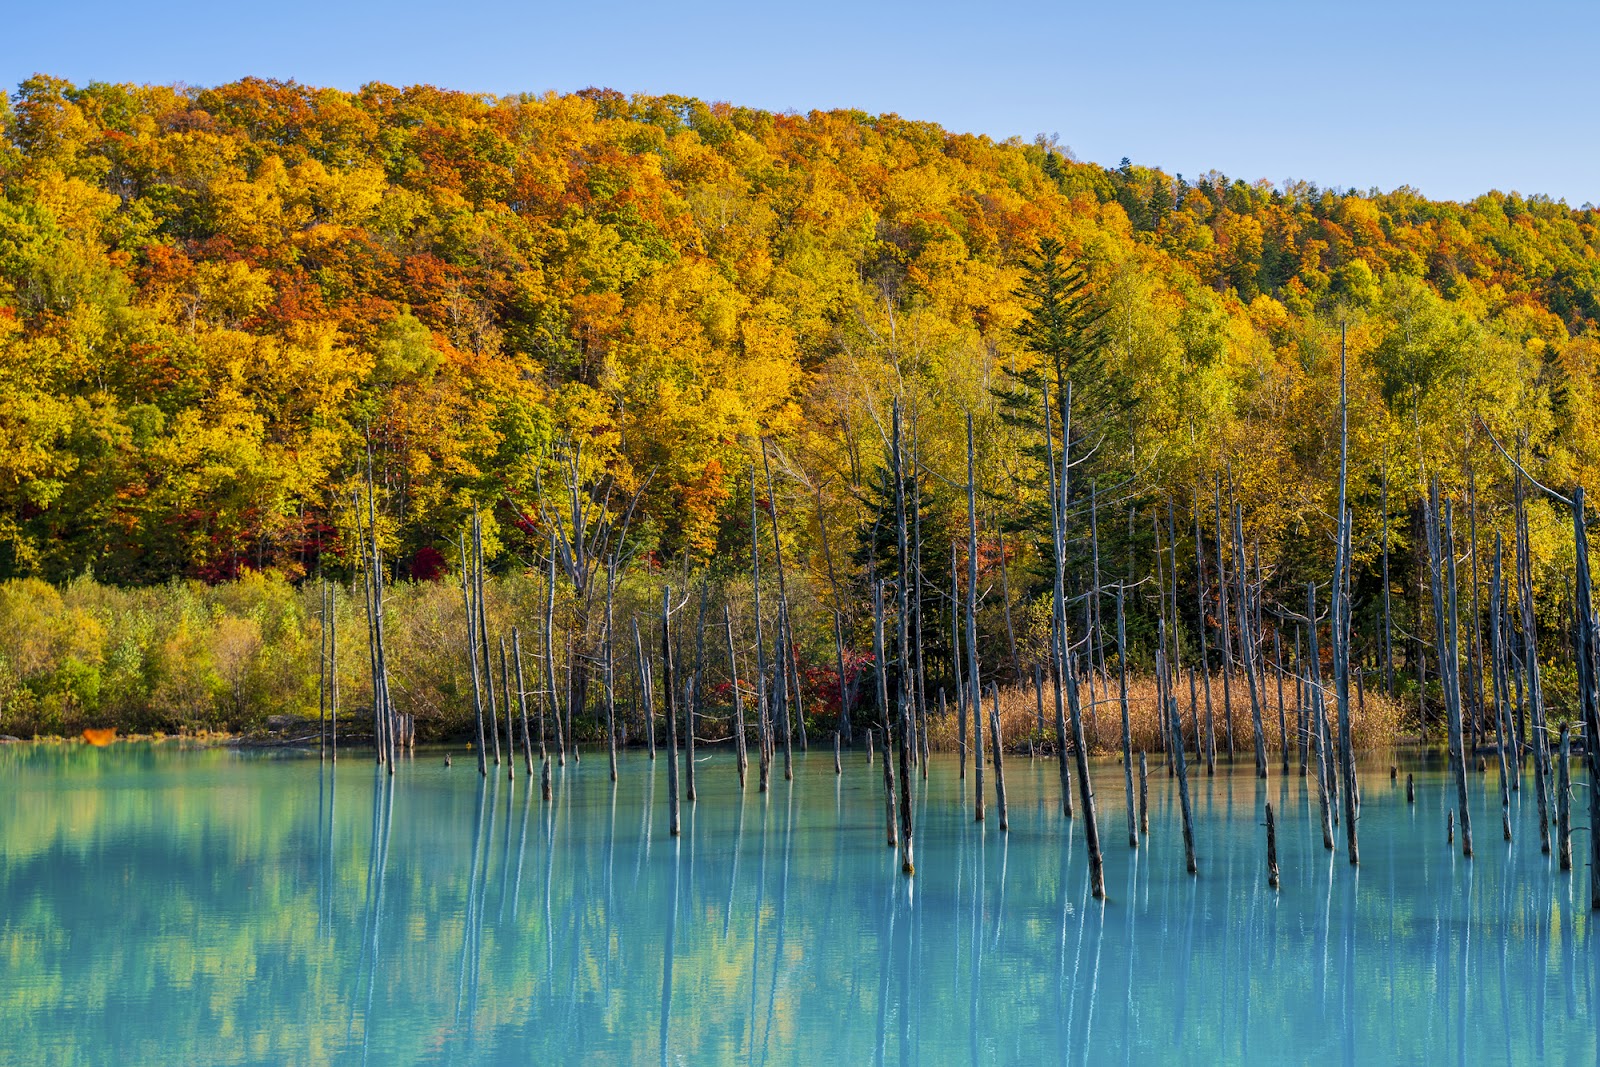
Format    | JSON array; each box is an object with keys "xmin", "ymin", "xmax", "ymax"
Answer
[{"xmin": 0, "ymin": 77, "xmax": 1594, "ymax": 735}]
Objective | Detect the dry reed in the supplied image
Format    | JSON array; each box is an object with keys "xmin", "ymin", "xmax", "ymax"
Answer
[{"xmin": 923, "ymin": 674, "xmax": 1405, "ymax": 755}]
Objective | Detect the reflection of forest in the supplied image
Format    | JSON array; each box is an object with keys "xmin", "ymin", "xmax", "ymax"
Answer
[{"xmin": 2, "ymin": 745, "xmax": 1595, "ymax": 1064}]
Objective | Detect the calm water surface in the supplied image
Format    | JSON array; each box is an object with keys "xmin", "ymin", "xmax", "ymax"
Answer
[{"xmin": 2, "ymin": 743, "xmax": 1596, "ymax": 1065}]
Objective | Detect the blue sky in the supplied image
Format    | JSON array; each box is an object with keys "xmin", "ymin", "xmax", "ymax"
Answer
[{"xmin": 3, "ymin": 0, "xmax": 1595, "ymax": 204}]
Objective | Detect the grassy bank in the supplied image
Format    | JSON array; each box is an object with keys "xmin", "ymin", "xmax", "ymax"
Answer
[{"xmin": 1, "ymin": 574, "xmax": 1408, "ymax": 754}]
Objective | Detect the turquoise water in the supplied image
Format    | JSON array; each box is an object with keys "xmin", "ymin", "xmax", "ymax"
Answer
[{"xmin": 2, "ymin": 743, "xmax": 1595, "ymax": 1065}]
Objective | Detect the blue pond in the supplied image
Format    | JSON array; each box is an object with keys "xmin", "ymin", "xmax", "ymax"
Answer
[{"xmin": 1, "ymin": 743, "xmax": 1594, "ymax": 1064}]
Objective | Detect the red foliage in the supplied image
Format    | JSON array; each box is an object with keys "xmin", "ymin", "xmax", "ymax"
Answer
[{"xmin": 407, "ymin": 546, "xmax": 447, "ymax": 581}]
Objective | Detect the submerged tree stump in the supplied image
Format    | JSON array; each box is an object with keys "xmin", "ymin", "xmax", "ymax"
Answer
[
  {"xmin": 1265, "ymin": 801, "xmax": 1280, "ymax": 889},
  {"xmin": 1139, "ymin": 751, "xmax": 1149, "ymax": 836},
  {"xmin": 1558, "ymin": 724, "xmax": 1573, "ymax": 872},
  {"xmin": 989, "ymin": 685, "xmax": 1009, "ymax": 833}
]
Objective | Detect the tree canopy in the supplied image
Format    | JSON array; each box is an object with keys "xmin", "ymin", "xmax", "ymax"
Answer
[{"xmin": 0, "ymin": 75, "xmax": 1596, "ymax": 593}]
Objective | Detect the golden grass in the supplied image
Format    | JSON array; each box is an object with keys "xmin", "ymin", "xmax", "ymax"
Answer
[{"xmin": 924, "ymin": 673, "xmax": 1406, "ymax": 756}]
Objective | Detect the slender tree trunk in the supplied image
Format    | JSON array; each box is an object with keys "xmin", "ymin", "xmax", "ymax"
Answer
[
  {"xmin": 1170, "ymin": 693, "xmax": 1197, "ymax": 874},
  {"xmin": 632, "ymin": 618, "xmax": 653, "ymax": 777},
  {"xmin": 750, "ymin": 462, "xmax": 770, "ymax": 790},
  {"xmin": 874, "ymin": 578, "xmax": 898, "ymax": 848},
  {"xmin": 775, "ymin": 601, "xmax": 794, "ymax": 781},
  {"xmin": 1490, "ymin": 538, "xmax": 1512, "ymax": 840},
  {"xmin": 1331, "ymin": 334, "xmax": 1358, "ymax": 860},
  {"xmin": 1265, "ymin": 801, "xmax": 1280, "ymax": 889},
  {"xmin": 1042, "ymin": 388, "xmax": 1073, "ymax": 818},
  {"xmin": 1558, "ymin": 483, "xmax": 1600, "ymax": 909},
  {"xmin": 1118, "ymin": 589, "xmax": 1137, "ymax": 848},
  {"xmin": 1295, "ymin": 627, "xmax": 1307, "ymax": 776},
  {"xmin": 1335, "ymin": 509, "xmax": 1359, "ymax": 865},
  {"xmin": 1382, "ymin": 458, "xmax": 1395, "ymax": 696},
  {"xmin": 460, "ymin": 535, "xmax": 488, "ymax": 776},
  {"xmin": 319, "ymin": 580, "xmax": 328, "ymax": 761},
  {"xmin": 605, "ymin": 559, "xmax": 618, "ymax": 782},
  {"xmin": 1307, "ymin": 583, "xmax": 1334, "ymax": 850},
  {"xmin": 499, "ymin": 639, "xmax": 515, "ymax": 781},
  {"xmin": 662, "ymin": 588, "xmax": 681, "ymax": 837},
  {"xmin": 356, "ymin": 495, "xmax": 381, "ymax": 764},
  {"xmin": 329, "ymin": 583, "xmax": 338, "ymax": 762},
  {"xmin": 1429, "ymin": 485, "xmax": 1474, "ymax": 859},
  {"xmin": 815, "ymin": 483, "xmax": 853, "ymax": 742},
  {"xmin": 1048, "ymin": 384, "xmax": 1101, "ymax": 897},
  {"xmin": 1467, "ymin": 469, "xmax": 1487, "ymax": 753},
  {"xmin": 724, "ymin": 604, "xmax": 748, "ymax": 788},
  {"xmin": 1274, "ymin": 629, "xmax": 1288, "ymax": 773},
  {"xmin": 513, "ymin": 628, "xmax": 534, "ymax": 777},
  {"xmin": 896, "ymin": 404, "xmax": 921, "ymax": 870},
  {"xmin": 544, "ymin": 546, "xmax": 566, "ymax": 766},
  {"xmin": 1233, "ymin": 504, "xmax": 1269, "ymax": 779},
  {"xmin": 966, "ymin": 414, "xmax": 985, "ymax": 823},
  {"xmin": 1194, "ymin": 497, "xmax": 1216, "ymax": 775},
  {"xmin": 952, "ymin": 543, "xmax": 967, "ymax": 782},
  {"xmin": 1443, "ymin": 498, "xmax": 1472, "ymax": 858},
  {"xmin": 373, "ymin": 484, "xmax": 397, "ymax": 772},
  {"xmin": 1215, "ymin": 474, "xmax": 1234, "ymax": 760},
  {"xmin": 1513, "ymin": 479, "xmax": 1550, "ymax": 857},
  {"xmin": 474, "ymin": 511, "xmax": 499, "ymax": 769},
  {"xmin": 687, "ymin": 585, "xmax": 707, "ymax": 802},
  {"xmin": 760, "ymin": 441, "xmax": 805, "ymax": 751},
  {"xmin": 1558, "ymin": 723, "xmax": 1573, "ymax": 871},
  {"xmin": 988, "ymin": 684, "xmax": 1009, "ymax": 833}
]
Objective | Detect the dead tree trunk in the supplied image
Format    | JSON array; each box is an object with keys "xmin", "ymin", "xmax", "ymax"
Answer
[
  {"xmin": 544, "ymin": 545, "xmax": 566, "ymax": 766},
  {"xmin": 1382, "ymin": 457, "xmax": 1395, "ymax": 696},
  {"xmin": 1046, "ymin": 383, "xmax": 1101, "ymax": 896},
  {"xmin": 604, "ymin": 559, "xmax": 618, "ymax": 782},
  {"xmin": 1118, "ymin": 588, "xmax": 1137, "ymax": 848},
  {"xmin": 1307, "ymin": 583, "xmax": 1334, "ymax": 850},
  {"xmin": 1489, "ymin": 537, "xmax": 1512, "ymax": 841},
  {"xmin": 329, "ymin": 583, "xmax": 338, "ymax": 762},
  {"xmin": 892, "ymin": 402, "xmax": 916, "ymax": 874},
  {"xmin": 988, "ymin": 684, "xmax": 1009, "ymax": 833},
  {"xmin": 1194, "ymin": 497, "xmax": 1217, "ymax": 776},
  {"xmin": 473, "ymin": 511, "xmax": 500, "ymax": 770},
  {"xmin": 1428, "ymin": 485, "xmax": 1473, "ymax": 859},
  {"xmin": 662, "ymin": 587, "xmax": 681, "ymax": 837},
  {"xmin": 1265, "ymin": 801, "xmax": 1280, "ymax": 889},
  {"xmin": 1042, "ymin": 387, "xmax": 1074, "ymax": 819},
  {"xmin": 1559, "ymin": 723, "xmax": 1573, "ymax": 871},
  {"xmin": 724, "ymin": 604, "xmax": 748, "ymax": 788},
  {"xmin": 750, "ymin": 461, "xmax": 771, "ymax": 791},
  {"xmin": 760, "ymin": 441, "xmax": 805, "ymax": 752},
  {"xmin": 460, "ymin": 533, "xmax": 487, "ymax": 776},
  {"xmin": 965, "ymin": 414, "xmax": 985, "ymax": 822},
  {"xmin": 319, "ymin": 580, "xmax": 328, "ymax": 762},
  {"xmin": 513, "ymin": 628, "xmax": 535, "ymax": 777},
  {"xmin": 1233, "ymin": 503, "xmax": 1268, "ymax": 780},
  {"xmin": 1333, "ymin": 329, "xmax": 1359, "ymax": 863},
  {"xmin": 1215, "ymin": 474, "xmax": 1234, "ymax": 761},
  {"xmin": 951, "ymin": 543, "xmax": 967, "ymax": 781},
  {"xmin": 687, "ymin": 585, "xmax": 707, "ymax": 803},
  {"xmin": 1170, "ymin": 694, "xmax": 1197, "ymax": 875},
  {"xmin": 1513, "ymin": 479, "xmax": 1551, "ymax": 856},
  {"xmin": 815, "ymin": 483, "xmax": 853, "ymax": 743},
  {"xmin": 498, "ymin": 638, "xmax": 515, "ymax": 781}
]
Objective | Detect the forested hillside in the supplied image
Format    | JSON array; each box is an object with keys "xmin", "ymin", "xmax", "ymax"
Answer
[
  {"xmin": 2, "ymin": 76, "xmax": 1598, "ymax": 738},
  {"xmin": 3, "ymin": 75, "xmax": 1596, "ymax": 580}
]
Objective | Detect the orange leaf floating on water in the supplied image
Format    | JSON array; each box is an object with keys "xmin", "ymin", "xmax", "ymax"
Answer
[{"xmin": 82, "ymin": 728, "xmax": 116, "ymax": 747}]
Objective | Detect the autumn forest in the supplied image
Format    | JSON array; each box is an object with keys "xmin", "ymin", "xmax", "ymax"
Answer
[{"xmin": 3, "ymin": 74, "xmax": 1598, "ymax": 740}]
